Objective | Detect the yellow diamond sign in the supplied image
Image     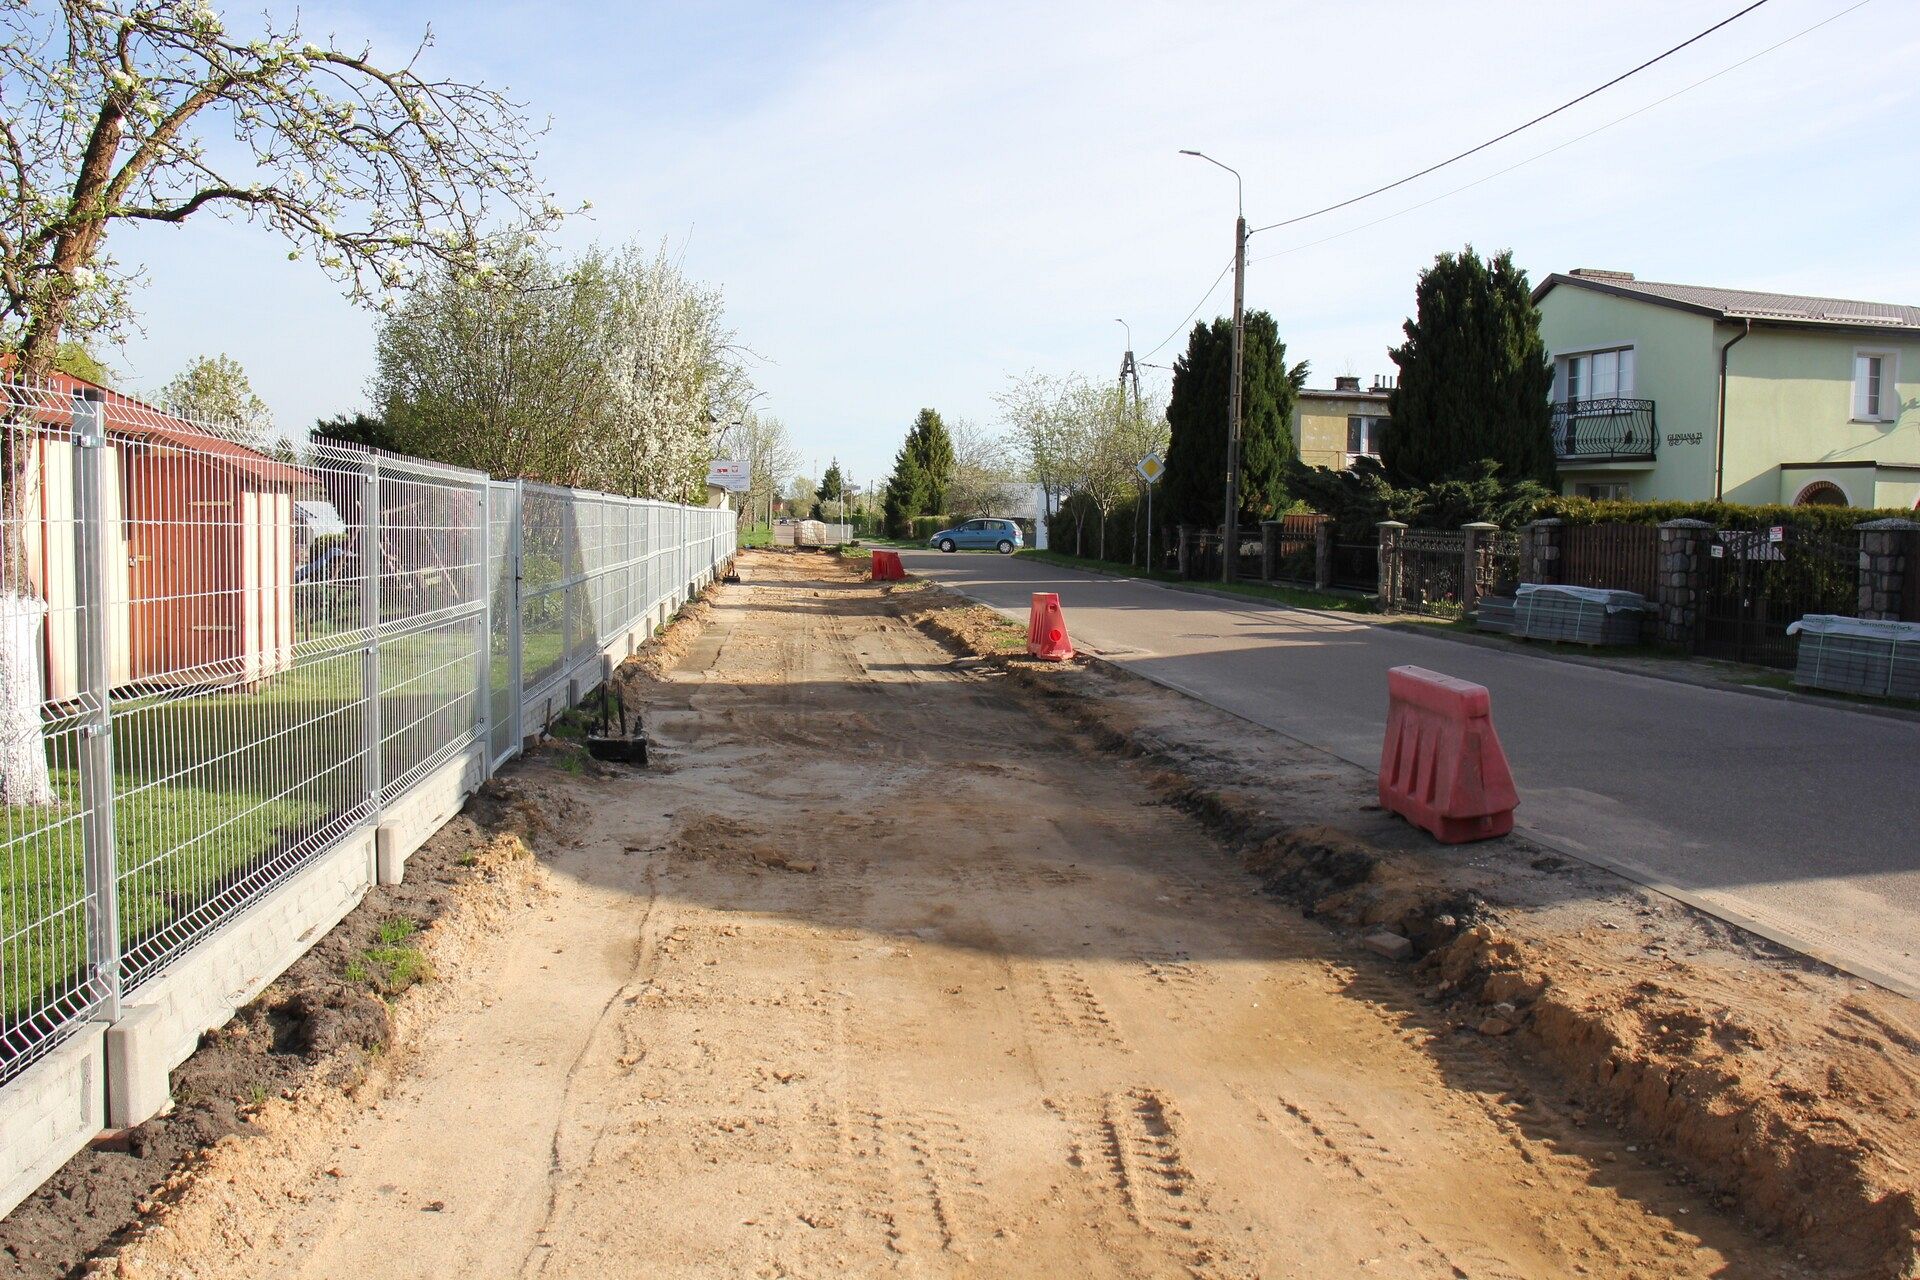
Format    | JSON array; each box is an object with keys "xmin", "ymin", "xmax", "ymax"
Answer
[{"xmin": 1136, "ymin": 453, "xmax": 1165, "ymax": 483}]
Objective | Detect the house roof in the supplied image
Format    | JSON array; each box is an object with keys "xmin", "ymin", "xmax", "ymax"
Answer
[
  {"xmin": 1298, "ymin": 387, "xmax": 1391, "ymax": 401},
  {"xmin": 4, "ymin": 365, "xmax": 311, "ymax": 486},
  {"xmin": 1533, "ymin": 270, "xmax": 1920, "ymax": 333}
]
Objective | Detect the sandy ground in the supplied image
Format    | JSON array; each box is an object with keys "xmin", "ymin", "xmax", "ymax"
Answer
[{"xmin": 120, "ymin": 551, "xmax": 1816, "ymax": 1279}]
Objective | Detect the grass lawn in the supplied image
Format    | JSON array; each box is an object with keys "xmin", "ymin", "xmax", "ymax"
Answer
[{"xmin": 1013, "ymin": 548, "xmax": 1377, "ymax": 614}]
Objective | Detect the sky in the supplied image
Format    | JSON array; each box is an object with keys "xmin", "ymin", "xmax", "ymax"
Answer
[{"xmin": 99, "ymin": 0, "xmax": 1920, "ymax": 491}]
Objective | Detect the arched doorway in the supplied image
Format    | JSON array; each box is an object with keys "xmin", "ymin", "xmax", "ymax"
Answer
[{"xmin": 1793, "ymin": 480, "xmax": 1848, "ymax": 507}]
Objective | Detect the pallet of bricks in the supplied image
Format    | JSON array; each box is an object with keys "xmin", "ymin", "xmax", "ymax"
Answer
[
  {"xmin": 1786, "ymin": 616, "xmax": 1920, "ymax": 699},
  {"xmin": 1511, "ymin": 584, "xmax": 1647, "ymax": 646}
]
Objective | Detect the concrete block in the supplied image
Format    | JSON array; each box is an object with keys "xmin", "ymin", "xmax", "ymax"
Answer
[
  {"xmin": 376, "ymin": 821, "xmax": 407, "ymax": 885},
  {"xmin": 105, "ymin": 1005, "xmax": 171, "ymax": 1128},
  {"xmin": 0, "ymin": 1024, "xmax": 107, "ymax": 1221},
  {"xmin": 1361, "ymin": 930, "xmax": 1413, "ymax": 961}
]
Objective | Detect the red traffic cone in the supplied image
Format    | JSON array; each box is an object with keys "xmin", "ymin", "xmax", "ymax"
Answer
[{"xmin": 1027, "ymin": 593, "xmax": 1075, "ymax": 661}]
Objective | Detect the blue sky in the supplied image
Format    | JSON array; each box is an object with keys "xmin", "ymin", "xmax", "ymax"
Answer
[{"xmin": 103, "ymin": 0, "xmax": 1918, "ymax": 489}]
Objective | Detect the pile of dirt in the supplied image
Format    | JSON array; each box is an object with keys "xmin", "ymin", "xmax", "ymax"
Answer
[
  {"xmin": 612, "ymin": 564, "xmax": 731, "ymax": 689},
  {"xmin": 0, "ymin": 775, "xmax": 566, "ymax": 1280},
  {"xmin": 894, "ymin": 587, "xmax": 1920, "ymax": 1279}
]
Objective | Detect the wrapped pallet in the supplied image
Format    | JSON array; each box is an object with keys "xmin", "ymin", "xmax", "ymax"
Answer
[
  {"xmin": 1513, "ymin": 584, "xmax": 1646, "ymax": 646},
  {"xmin": 1787, "ymin": 615, "xmax": 1920, "ymax": 699}
]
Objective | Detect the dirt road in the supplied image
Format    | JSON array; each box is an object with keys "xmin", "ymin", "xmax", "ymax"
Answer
[{"xmin": 131, "ymin": 552, "xmax": 1813, "ymax": 1278}]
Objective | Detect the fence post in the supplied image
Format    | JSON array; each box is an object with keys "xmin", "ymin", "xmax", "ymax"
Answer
[
  {"xmin": 1854, "ymin": 518, "xmax": 1920, "ymax": 621},
  {"xmin": 71, "ymin": 390, "xmax": 122, "ymax": 1023},
  {"xmin": 476, "ymin": 482, "xmax": 493, "ymax": 779},
  {"xmin": 1260, "ymin": 520, "xmax": 1280, "ymax": 581},
  {"xmin": 510, "ymin": 482, "xmax": 525, "ymax": 748},
  {"xmin": 1313, "ymin": 516, "xmax": 1333, "ymax": 590},
  {"xmin": 1175, "ymin": 524, "xmax": 1192, "ymax": 579},
  {"xmin": 1521, "ymin": 518, "xmax": 1564, "ymax": 585},
  {"xmin": 1376, "ymin": 521, "xmax": 1407, "ymax": 612},
  {"xmin": 361, "ymin": 455, "xmax": 382, "ymax": 817},
  {"xmin": 1655, "ymin": 518, "xmax": 1715, "ymax": 647},
  {"xmin": 1461, "ymin": 522, "xmax": 1498, "ymax": 613}
]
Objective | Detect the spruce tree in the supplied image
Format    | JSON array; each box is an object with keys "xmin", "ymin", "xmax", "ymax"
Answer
[
  {"xmin": 1381, "ymin": 247, "xmax": 1557, "ymax": 487},
  {"xmin": 1161, "ymin": 311, "xmax": 1307, "ymax": 529},
  {"xmin": 904, "ymin": 408, "xmax": 955, "ymax": 514}
]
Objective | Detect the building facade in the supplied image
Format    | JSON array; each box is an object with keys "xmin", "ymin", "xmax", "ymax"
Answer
[
  {"xmin": 1294, "ymin": 375, "xmax": 1393, "ymax": 471},
  {"xmin": 1534, "ymin": 269, "xmax": 1920, "ymax": 509}
]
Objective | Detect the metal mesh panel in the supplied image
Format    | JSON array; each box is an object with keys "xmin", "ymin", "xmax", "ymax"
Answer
[
  {"xmin": 1, "ymin": 404, "xmax": 107, "ymax": 1077},
  {"xmin": 0, "ymin": 378, "xmax": 736, "ymax": 1085}
]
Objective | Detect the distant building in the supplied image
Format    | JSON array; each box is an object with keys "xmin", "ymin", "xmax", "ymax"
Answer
[
  {"xmin": 1534, "ymin": 269, "xmax": 1920, "ymax": 508},
  {"xmin": 1294, "ymin": 374, "xmax": 1393, "ymax": 471}
]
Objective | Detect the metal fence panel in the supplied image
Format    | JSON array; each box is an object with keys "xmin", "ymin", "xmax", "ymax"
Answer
[{"xmin": 0, "ymin": 380, "xmax": 737, "ymax": 1086}]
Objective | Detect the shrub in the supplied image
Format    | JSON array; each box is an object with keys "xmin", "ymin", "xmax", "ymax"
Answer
[{"xmin": 1536, "ymin": 496, "xmax": 1911, "ymax": 535}]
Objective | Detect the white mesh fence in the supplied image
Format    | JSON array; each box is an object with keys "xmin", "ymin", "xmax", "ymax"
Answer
[{"xmin": 0, "ymin": 382, "xmax": 734, "ymax": 1082}]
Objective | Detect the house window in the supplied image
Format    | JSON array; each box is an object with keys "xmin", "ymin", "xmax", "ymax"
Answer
[
  {"xmin": 1559, "ymin": 346, "xmax": 1635, "ymax": 403},
  {"xmin": 1346, "ymin": 415, "xmax": 1387, "ymax": 457},
  {"xmin": 1574, "ymin": 482, "xmax": 1630, "ymax": 501},
  {"xmin": 1854, "ymin": 350, "xmax": 1898, "ymax": 421}
]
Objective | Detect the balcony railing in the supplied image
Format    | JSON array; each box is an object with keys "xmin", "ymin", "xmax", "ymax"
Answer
[{"xmin": 1551, "ymin": 397, "xmax": 1656, "ymax": 463}]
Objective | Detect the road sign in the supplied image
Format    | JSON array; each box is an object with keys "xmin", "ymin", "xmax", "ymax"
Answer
[{"xmin": 1136, "ymin": 453, "xmax": 1164, "ymax": 484}]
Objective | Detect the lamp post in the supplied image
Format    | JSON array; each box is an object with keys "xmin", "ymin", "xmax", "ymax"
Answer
[{"xmin": 1179, "ymin": 149, "xmax": 1246, "ymax": 584}]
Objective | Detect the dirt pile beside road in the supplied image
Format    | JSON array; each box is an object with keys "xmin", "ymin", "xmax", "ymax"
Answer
[{"xmin": 895, "ymin": 580, "xmax": 1920, "ymax": 1279}]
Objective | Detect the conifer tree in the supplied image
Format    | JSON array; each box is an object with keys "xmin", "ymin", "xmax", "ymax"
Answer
[
  {"xmin": 1161, "ymin": 312, "xmax": 1306, "ymax": 529},
  {"xmin": 1381, "ymin": 248, "xmax": 1557, "ymax": 487}
]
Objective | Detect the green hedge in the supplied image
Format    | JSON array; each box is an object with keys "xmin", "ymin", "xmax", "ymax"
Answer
[
  {"xmin": 910, "ymin": 515, "xmax": 951, "ymax": 540},
  {"xmin": 1536, "ymin": 496, "xmax": 1913, "ymax": 535}
]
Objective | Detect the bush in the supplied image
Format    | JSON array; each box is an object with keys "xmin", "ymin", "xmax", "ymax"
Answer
[
  {"xmin": 1536, "ymin": 496, "xmax": 1911, "ymax": 535},
  {"xmin": 910, "ymin": 515, "xmax": 952, "ymax": 541},
  {"xmin": 1045, "ymin": 492, "xmax": 1152, "ymax": 564}
]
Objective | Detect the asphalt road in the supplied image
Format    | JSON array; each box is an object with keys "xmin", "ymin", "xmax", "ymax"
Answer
[{"xmin": 901, "ymin": 547, "xmax": 1920, "ymax": 996}]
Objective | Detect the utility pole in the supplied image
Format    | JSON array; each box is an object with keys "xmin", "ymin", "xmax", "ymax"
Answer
[
  {"xmin": 1179, "ymin": 150, "xmax": 1246, "ymax": 584},
  {"xmin": 1224, "ymin": 210, "xmax": 1246, "ymax": 583}
]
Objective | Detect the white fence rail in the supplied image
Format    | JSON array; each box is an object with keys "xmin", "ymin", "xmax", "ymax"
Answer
[{"xmin": 0, "ymin": 384, "xmax": 734, "ymax": 1215}]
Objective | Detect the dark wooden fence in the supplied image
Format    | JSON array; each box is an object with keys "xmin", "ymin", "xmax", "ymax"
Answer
[{"xmin": 1561, "ymin": 523, "xmax": 1659, "ymax": 599}]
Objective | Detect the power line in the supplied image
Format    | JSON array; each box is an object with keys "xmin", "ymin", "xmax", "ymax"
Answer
[
  {"xmin": 1247, "ymin": 0, "xmax": 1871, "ymax": 268},
  {"xmin": 1140, "ymin": 254, "xmax": 1235, "ymax": 361},
  {"xmin": 1247, "ymin": 0, "xmax": 1773, "ymax": 236}
]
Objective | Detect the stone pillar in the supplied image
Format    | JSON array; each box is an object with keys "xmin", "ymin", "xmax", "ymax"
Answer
[
  {"xmin": 1176, "ymin": 525, "xmax": 1193, "ymax": 579},
  {"xmin": 1461, "ymin": 522, "xmax": 1499, "ymax": 613},
  {"xmin": 1655, "ymin": 519, "xmax": 1716, "ymax": 646},
  {"xmin": 1855, "ymin": 518, "xmax": 1920, "ymax": 620},
  {"xmin": 1314, "ymin": 517, "xmax": 1334, "ymax": 590},
  {"xmin": 1376, "ymin": 521, "xmax": 1407, "ymax": 612},
  {"xmin": 1520, "ymin": 518, "xmax": 1564, "ymax": 585},
  {"xmin": 1260, "ymin": 520, "xmax": 1281, "ymax": 581}
]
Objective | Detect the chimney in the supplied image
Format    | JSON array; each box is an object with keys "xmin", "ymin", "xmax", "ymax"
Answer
[
  {"xmin": 1570, "ymin": 268, "xmax": 1635, "ymax": 283},
  {"xmin": 1334, "ymin": 375, "xmax": 1361, "ymax": 392}
]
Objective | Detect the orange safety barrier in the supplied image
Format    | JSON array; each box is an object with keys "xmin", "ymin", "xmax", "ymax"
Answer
[
  {"xmin": 1378, "ymin": 665, "xmax": 1518, "ymax": 844},
  {"xmin": 1026, "ymin": 592, "xmax": 1075, "ymax": 661},
  {"xmin": 869, "ymin": 550, "xmax": 905, "ymax": 581}
]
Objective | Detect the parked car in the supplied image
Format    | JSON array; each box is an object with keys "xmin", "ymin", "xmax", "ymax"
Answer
[{"xmin": 929, "ymin": 518, "xmax": 1023, "ymax": 554}]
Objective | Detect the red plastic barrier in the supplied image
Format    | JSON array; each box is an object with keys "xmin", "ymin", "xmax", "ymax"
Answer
[
  {"xmin": 1026, "ymin": 592, "xmax": 1074, "ymax": 660},
  {"xmin": 1378, "ymin": 665, "xmax": 1518, "ymax": 844},
  {"xmin": 869, "ymin": 550, "xmax": 905, "ymax": 581}
]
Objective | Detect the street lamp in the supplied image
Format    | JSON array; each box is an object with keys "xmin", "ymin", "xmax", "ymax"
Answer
[{"xmin": 1179, "ymin": 149, "xmax": 1247, "ymax": 584}]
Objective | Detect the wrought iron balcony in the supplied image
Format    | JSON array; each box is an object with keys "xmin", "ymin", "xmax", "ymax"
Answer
[{"xmin": 1551, "ymin": 397, "xmax": 1656, "ymax": 463}]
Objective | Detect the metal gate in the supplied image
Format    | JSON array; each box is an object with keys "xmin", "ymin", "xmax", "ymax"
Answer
[{"xmin": 1696, "ymin": 526, "xmax": 1858, "ymax": 668}]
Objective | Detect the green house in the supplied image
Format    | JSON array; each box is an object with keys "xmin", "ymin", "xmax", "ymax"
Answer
[{"xmin": 1533, "ymin": 269, "xmax": 1920, "ymax": 509}]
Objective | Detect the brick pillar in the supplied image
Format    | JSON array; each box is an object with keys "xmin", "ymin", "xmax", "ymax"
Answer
[
  {"xmin": 1520, "ymin": 518, "xmax": 1564, "ymax": 585},
  {"xmin": 1461, "ymin": 522, "xmax": 1498, "ymax": 613},
  {"xmin": 1314, "ymin": 516, "xmax": 1334, "ymax": 590},
  {"xmin": 1656, "ymin": 518, "xmax": 1716, "ymax": 646},
  {"xmin": 1260, "ymin": 520, "xmax": 1281, "ymax": 581},
  {"xmin": 1855, "ymin": 518, "xmax": 1920, "ymax": 620},
  {"xmin": 1376, "ymin": 521, "xmax": 1407, "ymax": 612}
]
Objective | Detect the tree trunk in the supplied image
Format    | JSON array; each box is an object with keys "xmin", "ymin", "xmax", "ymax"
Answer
[
  {"xmin": 1073, "ymin": 514, "xmax": 1086, "ymax": 558},
  {"xmin": 1097, "ymin": 509, "xmax": 1108, "ymax": 562},
  {"xmin": 0, "ymin": 592, "xmax": 56, "ymax": 806}
]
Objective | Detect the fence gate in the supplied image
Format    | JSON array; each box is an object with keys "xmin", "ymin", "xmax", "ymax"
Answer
[{"xmin": 1696, "ymin": 525, "xmax": 1859, "ymax": 668}]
